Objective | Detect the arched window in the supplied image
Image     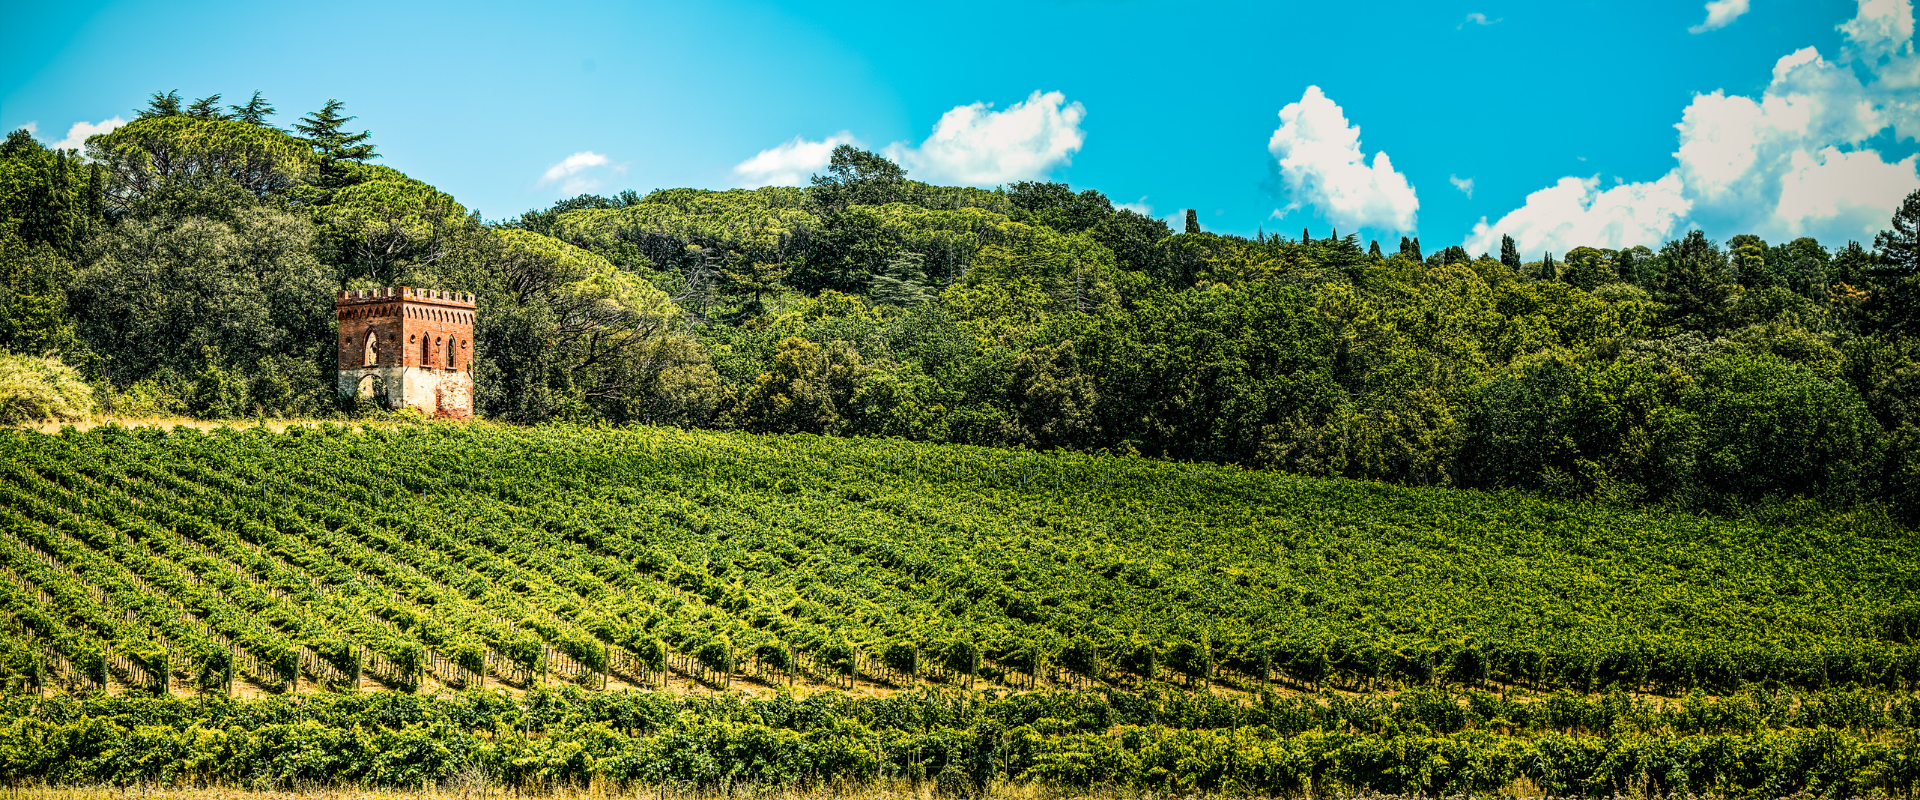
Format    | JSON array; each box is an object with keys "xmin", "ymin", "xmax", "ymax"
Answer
[
  {"xmin": 422, "ymin": 335, "xmax": 432, "ymax": 366},
  {"xmin": 364, "ymin": 332, "xmax": 379, "ymax": 366},
  {"xmin": 446, "ymin": 337, "xmax": 458, "ymax": 369}
]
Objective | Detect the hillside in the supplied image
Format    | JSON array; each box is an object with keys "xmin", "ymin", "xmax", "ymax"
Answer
[
  {"xmin": 7, "ymin": 116, "xmax": 1920, "ymax": 528},
  {"xmin": 4, "ymin": 422, "xmax": 1920, "ymax": 794},
  {"xmin": 4, "ymin": 422, "xmax": 1915, "ymax": 700}
]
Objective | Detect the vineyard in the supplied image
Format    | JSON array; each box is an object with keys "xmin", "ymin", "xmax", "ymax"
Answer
[{"xmin": 1, "ymin": 421, "xmax": 1918, "ymax": 794}]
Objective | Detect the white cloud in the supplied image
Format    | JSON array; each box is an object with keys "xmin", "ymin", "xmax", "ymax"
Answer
[
  {"xmin": 1466, "ymin": 0, "xmax": 1920, "ymax": 251},
  {"xmin": 48, "ymin": 116, "xmax": 125, "ymax": 151},
  {"xmin": 730, "ymin": 131, "xmax": 857, "ymax": 188},
  {"xmin": 1267, "ymin": 85, "xmax": 1419, "ymax": 233},
  {"xmin": 1115, "ymin": 196, "xmax": 1152, "ymax": 216},
  {"xmin": 1689, "ymin": 0, "xmax": 1751, "ymax": 33},
  {"xmin": 538, "ymin": 151, "xmax": 622, "ymax": 195},
  {"xmin": 15, "ymin": 122, "xmax": 37, "ymax": 137},
  {"xmin": 1458, "ymin": 12, "xmax": 1502, "ymax": 28},
  {"xmin": 1465, "ymin": 173, "xmax": 1692, "ymax": 256},
  {"xmin": 1839, "ymin": 0, "xmax": 1913, "ymax": 61},
  {"xmin": 883, "ymin": 90, "xmax": 1086, "ymax": 186},
  {"xmin": 1775, "ymin": 146, "xmax": 1920, "ymax": 238},
  {"xmin": 1449, "ymin": 175, "xmax": 1474, "ymax": 198}
]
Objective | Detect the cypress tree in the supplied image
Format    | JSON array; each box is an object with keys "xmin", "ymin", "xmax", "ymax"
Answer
[
  {"xmin": 1184, "ymin": 209, "xmax": 1200, "ymax": 234},
  {"xmin": 1369, "ymin": 240, "xmax": 1383, "ymax": 259},
  {"xmin": 1500, "ymin": 234, "xmax": 1521, "ymax": 269},
  {"xmin": 1409, "ymin": 237, "xmax": 1424, "ymax": 262}
]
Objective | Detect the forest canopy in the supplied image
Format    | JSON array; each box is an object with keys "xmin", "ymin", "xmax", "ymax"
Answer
[{"xmin": 3, "ymin": 91, "xmax": 1920, "ymax": 522}]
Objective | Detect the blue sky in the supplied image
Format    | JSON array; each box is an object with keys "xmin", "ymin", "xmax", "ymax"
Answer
[{"xmin": 5, "ymin": 0, "xmax": 1918, "ymax": 256}]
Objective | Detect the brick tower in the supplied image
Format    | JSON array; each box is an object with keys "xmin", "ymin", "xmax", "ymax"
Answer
[{"xmin": 335, "ymin": 287, "xmax": 476, "ymax": 418}]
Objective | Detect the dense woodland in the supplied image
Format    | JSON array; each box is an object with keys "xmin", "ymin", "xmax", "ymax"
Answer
[{"xmin": 3, "ymin": 90, "xmax": 1919, "ymax": 521}]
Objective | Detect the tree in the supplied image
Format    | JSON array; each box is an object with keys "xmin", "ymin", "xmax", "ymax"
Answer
[
  {"xmin": 294, "ymin": 99, "xmax": 378, "ymax": 195},
  {"xmin": 1410, "ymin": 237, "xmax": 1424, "ymax": 262},
  {"xmin": 1184, "ymin": 208, "xmax": 1200, "ymax": 234},
  {"xmin": 227, "ymin": 92, "xmax": 277, "ymax": 127},
  {"xmin": 86, "ymin": 116, "xmax": 310, "ymax": 209},
  {"xmin": 1654, "ymin": 230, "xmax": 1737, "ymax": 331},
  {"xmin": 471, "ymin": 229, "xmax": 698, "ymax": 423},
  {"xmin": 1875, "ymin": 188, "xmax": 1920, "ymax": 276},
  {"xmin": 135, "ymin": 90, "xmax": 183, "ymax": 119},
  {"xmin": 1007, "ymin": 181, "xmax": 1109, "ymax": 234},
  {"xmin": 809, "ymin": 145, "xmax": 908, "ymax": 211},
  {"xmin": 1500, "ymin": 235, "xmax": 1521, "ymax": 269},
  {"xmin": 730, "ymin": 337, "xmax": 870, "ymax": 434},
  {"xmin": 720, "ymin": 254, "xmax": 789, "ymax": 315},
  {"xmin": 1728, "ymin": 234, "xmax": 1776, "ymax": 288},
  {"xmin": 185, "ymin": 94, "xmax": 227, "ymax": 120},
  {"xmin": 316, "ymin": 164, "xmax": 468, "ymax": 284},
  {"xmin": 1560, "ymin": 246, "xmax": 1616, "ymax": 291},
  {"xmin": 1007, "ymin": 339, "xmax": 1098, "ymax": 449},
  {"xmin": 869, "ymin": 252, "xmax": 930, "ymax": 306},
  {"xmin": 1615, "ymin": 246, "xmax": 1652, "ymax": 286},
  {"xmin": 1675, "ymin": 351, "xmax": 1878, "ymax": 504},
  {"xmin": 1368, "ymin": 240, "xmax": 1383, "ymax": 259},
  {"xmin": 69, "ymin": 187, "xmax": 334, "ymax": 395}
]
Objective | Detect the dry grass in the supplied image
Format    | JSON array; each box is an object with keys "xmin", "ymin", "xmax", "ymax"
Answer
[{"xmin": 0, "ymin": 783, "xmax": 1102, "ymax": 800}]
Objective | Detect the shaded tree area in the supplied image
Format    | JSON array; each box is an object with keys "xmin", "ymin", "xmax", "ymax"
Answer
[{"xmin": 3, "ymin": 95, "xmax": 1919, "ymax": 523}]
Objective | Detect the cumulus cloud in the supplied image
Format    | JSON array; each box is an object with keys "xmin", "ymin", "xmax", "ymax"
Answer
[
  {"xmin": 1689, "ymin": 0, "xmax": 1751, "ymax": 33},
  {"xmin": 1775, "ymin": 146, "xmax": 1920, "ymax": 238},
  {"xmin": 1267, "ymin": 86, "xmax": 1419, "ymax": 233},
  {"xmin": 1449, "ymin": 175, "xmax": 1474, "ymax": 198},
  {"xmin": 1465, "ymin": 174, "xmax": 1692, "ymax": 256},
  {"xmin": 1465, "ymin": 0, "xmax": 1920, "ymax": 252},
  {"xmin": 882, "ymin": 90, "xmax": 1086, "ymax": 186},
  {"xmin": 48, "ymin": 117, "xmax": 125, "ymax": 151},
  {"xmin": 1839, "ymin": 0, "xmax": 1913, "ymax": 61},
  {"xmin": 1115, "ymin": 196, "xmax": 1153, "ymax": 216},
  {"xmin": 1458, "ymin": 12, "xmax": 1502, "ymax": 28},
  {"xmin": 730, "ymin": 131, "xmax": 857, "ymax": 188},
  {"xmin": 15, "ymin": 122, "xmax": 37, "ymax": 136},
  {"xmin": 734, "ymin": 92, "xmax": 1084, "ymax": 190}
]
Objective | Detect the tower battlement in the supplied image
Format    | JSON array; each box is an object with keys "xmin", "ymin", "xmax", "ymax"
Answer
[{"xmin": 335, "ymin": 287, "xmax": 476, "ymax": 418}]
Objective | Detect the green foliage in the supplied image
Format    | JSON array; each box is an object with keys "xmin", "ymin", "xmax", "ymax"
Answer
[
  {"xmin": 1674, "ymin": 351, "xmax": 1880, "ymax": 504},
  {"xmin": 1655, "ymin": 231, "xmax": 1738, "ymax": 332},
  {"xmin": 68, "ymin": 187, "xmax": 334, "ymax": 396},
  {"xmin": 0, "ymin": 353, "xmax": 92, "ymax": 423},
  {"xmin": 318, "ymin": 164, "xmax": 468, "ymax": 285},
  {"xmin": 1874, "ymin": 188, "xmax": 1920, "ymax": 276},
  {"xmin": 292, "ymin": 99, "xmax": 379, "ymax": 195},
  {"xmin": 86, "ymin": 116, "xmax": 311, "ymax": 208}
]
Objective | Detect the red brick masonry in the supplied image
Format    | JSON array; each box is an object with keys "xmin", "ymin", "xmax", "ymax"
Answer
[{"xmin": 336, "ymin": 287, "xmax": 476, "ymax": 419}]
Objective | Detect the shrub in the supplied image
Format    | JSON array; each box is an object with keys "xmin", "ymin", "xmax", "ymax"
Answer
[{"xmin": 0, "ymin": 353, "xmax": 93, "ymax": 424}]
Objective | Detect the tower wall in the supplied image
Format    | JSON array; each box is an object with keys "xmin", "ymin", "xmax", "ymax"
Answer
[{"xmin": 335, "ymin": 287, "xmax": 476, "ymax": 419}]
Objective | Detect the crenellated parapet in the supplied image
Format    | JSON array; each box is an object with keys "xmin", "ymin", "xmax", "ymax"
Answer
[{"xmin": 336, "ymin": 287, "xmax": 476, "ymax": 306}]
